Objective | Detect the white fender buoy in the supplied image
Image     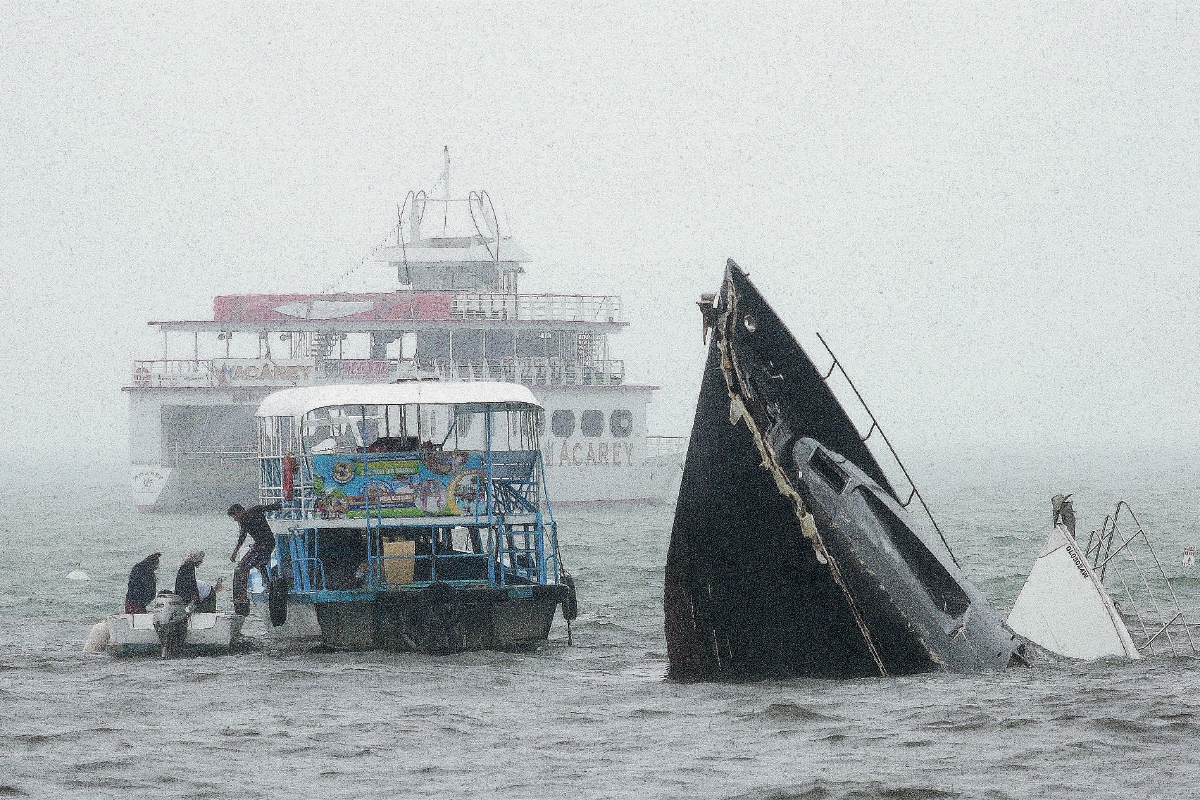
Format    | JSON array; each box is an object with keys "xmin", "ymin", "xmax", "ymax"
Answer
[
  {"xmin": 83, "ymin": 620, "xmax": 110, "ymax": 653},
  {"xmin": 67, "ymin": 563, "xmax": 90, "ymax": 581}
]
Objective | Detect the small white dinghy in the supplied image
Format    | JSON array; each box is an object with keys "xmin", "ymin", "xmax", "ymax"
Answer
[
  {"xmin": 84, "ymin": 591, "xmax": 241, "ymax": 656},
  {"xmin": 1008, "ymin": 495, "xmax": 1140, "ymax": 660}
]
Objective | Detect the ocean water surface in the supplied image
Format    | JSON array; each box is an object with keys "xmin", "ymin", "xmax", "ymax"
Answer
[{"xmin": 3, "ymin": 455, "xmax": 1200, "ymax": 800}]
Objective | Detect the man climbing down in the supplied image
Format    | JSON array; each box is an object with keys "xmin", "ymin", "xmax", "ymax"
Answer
[{"xmin": 228, "ymin": 502, "xmax": 282, "ymax": 616}]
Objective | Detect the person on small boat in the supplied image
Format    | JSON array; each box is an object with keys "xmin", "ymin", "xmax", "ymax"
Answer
[
  {"xmin": 227, "ymin": 502, "xmax": 282, "ymax": 616},
  {"xmin": 124, "ymin": 552, "xmax": 161, "ymax": 614},
  {"xmin": 174, "ymin": 550, "xmax": 219, "ymax": 613}
]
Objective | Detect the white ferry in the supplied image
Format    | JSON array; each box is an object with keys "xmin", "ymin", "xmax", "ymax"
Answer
[{"xmin": 126, "ymin": 151, "xmax": 684, "ymax": 510}]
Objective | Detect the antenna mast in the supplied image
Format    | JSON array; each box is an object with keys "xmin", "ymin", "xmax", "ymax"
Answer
[{"xmin": 442, "ymin": 145, "xmax": 450, "ymax": 236}]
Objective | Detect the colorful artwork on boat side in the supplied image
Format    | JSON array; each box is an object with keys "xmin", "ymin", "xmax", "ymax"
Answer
[{"xmin": 311, "ymin": 452, "xmax": 487, "ymax": 518}]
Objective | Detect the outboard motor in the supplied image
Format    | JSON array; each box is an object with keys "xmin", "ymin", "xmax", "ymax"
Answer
[{"xmin": 151, "ymin": 590, "xmax": 190, "ymax": 658}]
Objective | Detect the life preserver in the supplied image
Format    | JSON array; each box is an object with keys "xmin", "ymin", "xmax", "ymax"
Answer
[{"xmin": 282, "ymin": 453, "xmax": 297, "ymax": 501}]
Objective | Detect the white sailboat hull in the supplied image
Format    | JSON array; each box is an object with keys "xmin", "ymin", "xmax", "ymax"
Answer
[{"xmin": 1007, "ymin": 525, "xmax": 1140, "ymax": 660}]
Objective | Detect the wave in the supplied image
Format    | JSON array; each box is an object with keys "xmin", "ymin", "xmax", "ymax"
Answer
[{"xmin": 724, "ymin": 780, "xmax": 966, "ymax": 800}]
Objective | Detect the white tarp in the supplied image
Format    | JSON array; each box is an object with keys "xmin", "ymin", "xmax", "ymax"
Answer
[{"xmin": 1007, "ymin": 524, "xmax": 1140, "ymax": 660}]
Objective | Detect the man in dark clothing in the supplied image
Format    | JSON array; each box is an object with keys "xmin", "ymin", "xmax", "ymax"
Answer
[
  {"xmin": 174, "ymin": 549, "xmax": 219, "ymax": 613},
  {"xmin": 228, "ymin": 502, "xmax": 282, "ymax": 616},
  {"xmin": 125, "ymin": 552, "xmax": 161, "ymax": 614}
]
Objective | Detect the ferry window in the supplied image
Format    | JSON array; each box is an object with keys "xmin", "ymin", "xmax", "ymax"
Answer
[
  {"xmin": 452, "ymin": 330, "xmax": 484, "ymax": 364},
  {"xmin": 609, "ymin": 410, "xmax": 633, "ymax": 438},
  {"xmin": 484, "ymin": 330, "xmax": 516, "ymax": 363},
  {"xmin": 580, "ymin": 410, "xmax": 604, "ymax": 437},
  {"xmin": 416, "ymin": 330, "xmax": 450, "ymax": 362},
  {"xmin": 516, "ymin": 331, "xmax": 551, "ymax": 359},
  {"xmin": 549, "ymin": 331, "xmax": 576, "ymax": 360},
  {"xmin": 551, "ymin": 410, "xmax": 575, "ymax": 437}
]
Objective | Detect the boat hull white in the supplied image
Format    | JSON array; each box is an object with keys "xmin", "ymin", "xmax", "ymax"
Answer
[
  {"xmin": 102, "ymin": 611, "xmax": 239, "ymax": 656},
  {"xmin": 1007, "ymin": 524, "xmax": 1141, "ymax": 660}
]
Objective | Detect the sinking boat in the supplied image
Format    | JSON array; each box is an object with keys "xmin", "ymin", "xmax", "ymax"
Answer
[
  {"xmin": 250, "ymin": 381, "xmax": 577, "ymax": 653},
  {"xmin": 665, "ymin": 260, "xmax": 1023, "ymax": 680},
  {"xmin": 1008, "ymin": 496, "xmax": 1197, "ymax": 660},
  {"xmin": 84, "ymin": 591, "xmax": 240, "ymax": 657}
]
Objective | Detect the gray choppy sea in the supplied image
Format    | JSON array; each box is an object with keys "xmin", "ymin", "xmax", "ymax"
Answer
[{"xmin": 4, "ymin": 453, "xmax": 1200, "ymax": 800}]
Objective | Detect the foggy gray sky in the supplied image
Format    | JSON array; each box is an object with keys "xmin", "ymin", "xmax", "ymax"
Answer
[{"xmin": 3, "ymin": 3, "xmax": 1199, "ymax": 480}]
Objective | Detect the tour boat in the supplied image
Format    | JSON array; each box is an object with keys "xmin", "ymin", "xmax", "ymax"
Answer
[{"xmin": 249, "ymin": 380, "xmax": 577, "ymax": 653}]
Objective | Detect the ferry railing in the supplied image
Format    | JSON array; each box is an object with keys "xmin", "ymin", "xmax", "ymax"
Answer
[
  {"xmin": 318, "ymin": 359, "xmax": 404, "ymax": 382},
  {"xmin": 366, "ymin": 522, "xmax": 545, "ymax": 589},
  {"xmin": 489, "ymin": 524, "xmax": 546, "ymax": 587},
  {"xmin": 814, "ymin": 332, "xmax": 960, "ymax": 567},
  {"xmin": 419, "ymin": 357, "xmax": 625, "ymax": 386},
  {"xmin": 257, "ymin": 417, "xmax": 318, "ymax": 519},
  {"xmin": 134, "ymin": 358, "xmax": 415, "ymax": 388},
  {"xmin": 132, "ymin": 359, "xmax": 213, "ymax": 387},
  {"xmin": 285, "ymin": 519, "xmax": 554, "ymax": 593},
  {"xmin": 537, "ymin": 450, "xmax": 562, "ymax": 583},
  {"xmin": 645, "ymin": 435, "xmax": 687, "ymax": 461},
  {"xmin": 278, "ymin": 528, "xmax": 326, "ymax": 592},
  {"xmin": 452, "ymin": 293, "xmax": 622, "ymax": 323},
  {"xmin": 363, "ymin": 511, "xmax": 549, "ymax": 590},
  {"xmin": 168, "ymin": 443, "xmax": 258, "ymax": 465},
  {"xmin": 136, "ymin": 355, "xmax": 627, "ymax": 388}
]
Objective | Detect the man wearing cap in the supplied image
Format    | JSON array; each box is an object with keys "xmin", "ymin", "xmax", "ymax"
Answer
[{"xmin": 227, "ymin": 502, "xmax": 282, "ymax": 616}]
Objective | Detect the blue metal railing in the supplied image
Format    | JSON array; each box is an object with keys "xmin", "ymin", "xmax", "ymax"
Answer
[
  {"xmin": 272, "ymin": 434, "xmax": 560, "ymax": 597},
  {"xmin": 277, "ymin": 528, "xmax": 327, "ymax": 592}
]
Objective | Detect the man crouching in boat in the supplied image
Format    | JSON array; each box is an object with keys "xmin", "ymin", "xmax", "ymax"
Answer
[
  {"xmin": 175, "ymin": 550, "xmax": 221, "ymax": 613},
  {"xmin": 227, "ymin": 502, "xmax": 281, "ymax": 616}
]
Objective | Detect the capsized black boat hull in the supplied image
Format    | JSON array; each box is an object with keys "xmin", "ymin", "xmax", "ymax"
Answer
[{"xmin": 665, "ymin": 260, "xmax": 1022, "ymax": 680}]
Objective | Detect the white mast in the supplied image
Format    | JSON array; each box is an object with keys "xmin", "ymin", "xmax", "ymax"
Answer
[{"xmin": 442, "ymin": 145, "xmax": 450, "ymax": 236}]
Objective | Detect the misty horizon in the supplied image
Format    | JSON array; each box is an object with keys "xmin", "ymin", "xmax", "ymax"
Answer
[{"xmin": 4, "ymin": 4, "xmax": 1199, "ymax": 490}]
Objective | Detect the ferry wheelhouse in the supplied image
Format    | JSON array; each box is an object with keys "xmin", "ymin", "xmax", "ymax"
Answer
[
  {"xmin": 252, "ymin": 381, "xmax": 575, "ymax": 653},
  {"xmin": 126, "ymin": 152, "xmax": 684, "ymax": 511}
]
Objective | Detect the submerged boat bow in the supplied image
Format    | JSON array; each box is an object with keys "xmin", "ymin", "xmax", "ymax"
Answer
[{"xmin": 665, "ymin": 260, "xmax": 1022, "ymax": 679}]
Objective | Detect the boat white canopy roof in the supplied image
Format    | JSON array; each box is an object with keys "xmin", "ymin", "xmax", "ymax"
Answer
[{"xmin": 256, "ymin": 382, "xmax": 542, "ymax": 420}]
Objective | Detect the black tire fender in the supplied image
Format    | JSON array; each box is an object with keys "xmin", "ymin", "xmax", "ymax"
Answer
[
  {"xmin": 560, "ymin": 573, "xmax": 578, "ymax": 622},
  {"xmin": 268, "ymin": 574, "xmax": 289, "ymax": 627}
]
